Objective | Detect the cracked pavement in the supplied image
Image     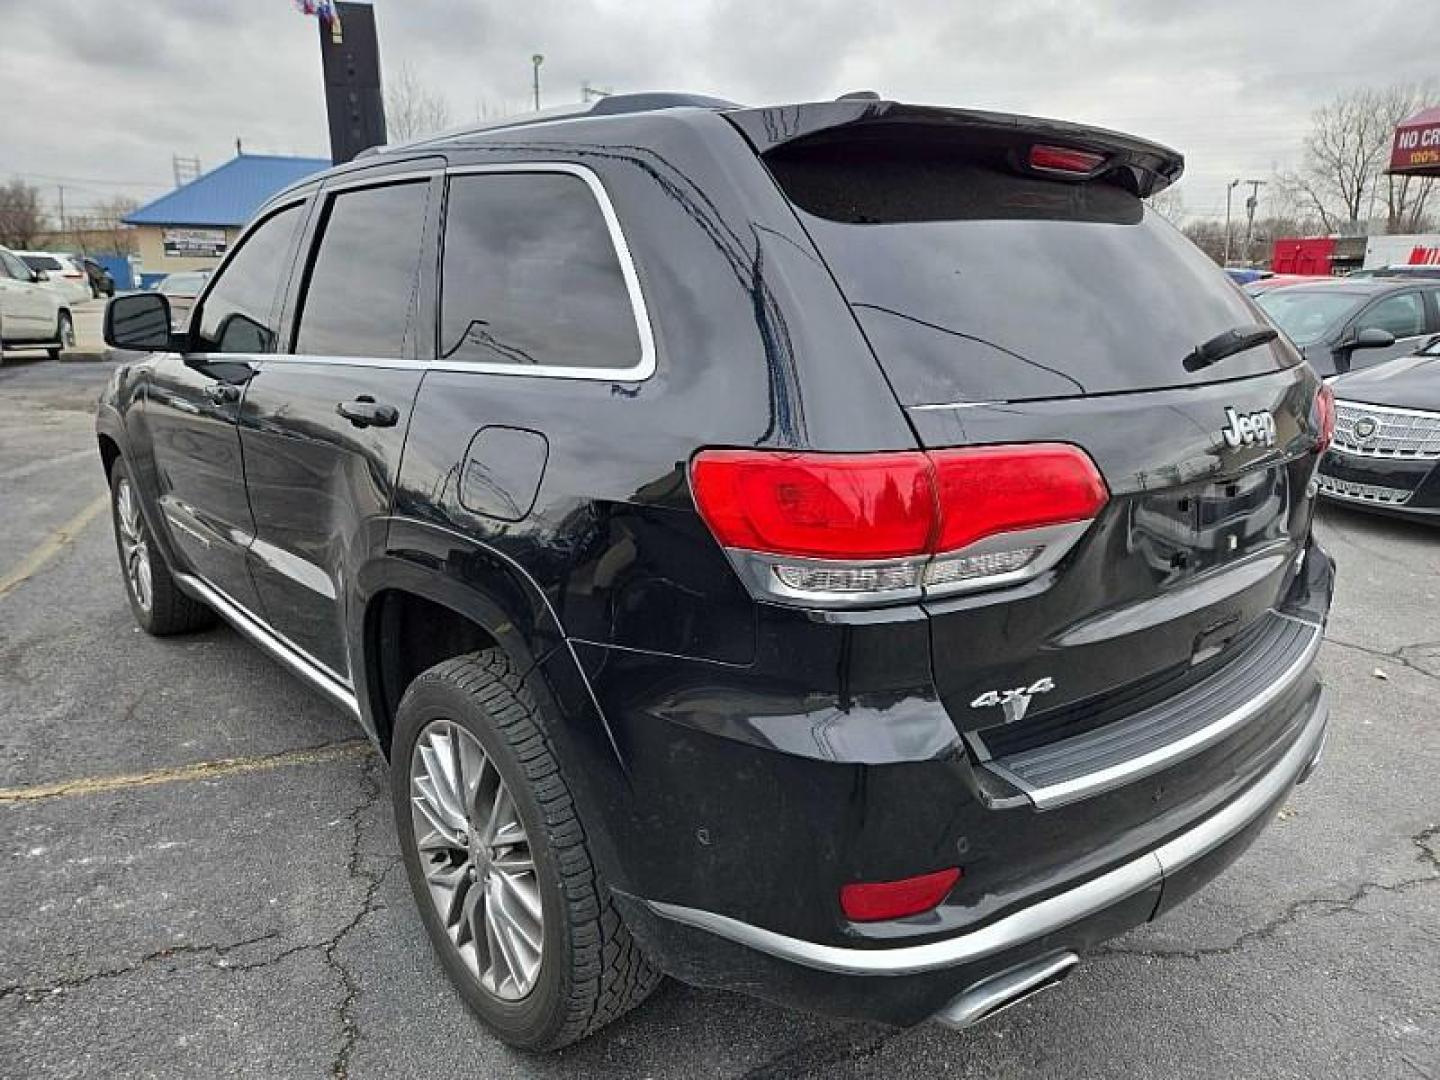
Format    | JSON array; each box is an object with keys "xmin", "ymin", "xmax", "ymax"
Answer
[{"xmin": 2, "ymin": 359, "xmax": 1437, "ymax": 1079}]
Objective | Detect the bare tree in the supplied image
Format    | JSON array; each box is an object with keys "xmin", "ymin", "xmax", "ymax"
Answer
[
  {"xmin": 385, "ymin": 63, "xmax": 453, "ymax": 142},
  {"xmin": 1145, "ymin": 184, "xmax": 1185, "ymax": 224},
  {"xmin": 0, "ymin": 178, "xmax": 49, "ymax": 249},
  {"xmin": 1183, "ymin": 221, "xmax": 1227, "ymax": 265},
  {"xmin": 92, "ymin": 196, "xmax": 140, "ymax": 255},
  {"xmin": 1376, "ymin": 82, "xmax": 1437, "ymax": 233},
  {"xmin": 1278, "ymin": 80, "xmax": 1438, "ymax": 235}
]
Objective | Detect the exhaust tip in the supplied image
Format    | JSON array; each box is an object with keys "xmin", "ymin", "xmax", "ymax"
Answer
[{"xmin": 933, "ymin": 951, "xmax": 1079, "ymax": 1031}]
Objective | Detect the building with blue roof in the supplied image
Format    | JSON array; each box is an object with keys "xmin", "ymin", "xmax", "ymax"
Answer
[{"xmin": 124, "ymin": 153, "xmax": 330, "ymax": 274}]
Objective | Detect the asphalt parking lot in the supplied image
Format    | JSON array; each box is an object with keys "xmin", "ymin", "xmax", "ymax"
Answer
[{"xmin": 1, "ymin": 357, "xmax": 1436, "ymax": 1080}]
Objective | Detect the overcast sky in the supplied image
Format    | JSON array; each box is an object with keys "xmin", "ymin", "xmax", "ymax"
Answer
[{"xmin": 2, "ymin": 0, "xmax": 1436, "ymax": 223}]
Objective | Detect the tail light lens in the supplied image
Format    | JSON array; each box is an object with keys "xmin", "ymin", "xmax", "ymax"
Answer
[
  {"xmin": 691, "ymin": 444, "xmax": 1108, "ymax": 607},
  {"xmin": 1313, "ymin": 383, "xmax": 1335, "ymax": 451},
  {"xmin": 840, "ymin": 867, "xmax": 961, "ymax": 922},
  {"xmin": 688, "ymin": 451, "xmax": 935, "ymax": 559}
]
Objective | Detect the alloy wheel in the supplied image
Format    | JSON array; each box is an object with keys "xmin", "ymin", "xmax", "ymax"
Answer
[
  {"xmin": 410, "ymin": 719, "xmax": 545, "ymax": 1001},
  {"xmin": 115, "ymin": 478, "xmax": 152, "ymax": 612}
]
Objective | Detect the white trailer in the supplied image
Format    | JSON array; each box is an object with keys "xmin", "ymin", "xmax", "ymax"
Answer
[{"xmin": 1363, "ymin": 233, "xmax": 1440, "ymax": 269}]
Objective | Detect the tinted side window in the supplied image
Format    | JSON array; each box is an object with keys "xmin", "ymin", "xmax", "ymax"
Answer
[
  {"xmin": 440, "ymin": 172, "xmax": 641, "ymax": 369},
  {"xmin": 196, "ymin": 204, "xmax": 303, "ymax": 353},
  {"xmin": 1358, "ymin": 293, "xmax": 1425, "ymax": 338},
  {"xmin": 294, "ymin": 181, "xmax": 429, "ymax": 360}
]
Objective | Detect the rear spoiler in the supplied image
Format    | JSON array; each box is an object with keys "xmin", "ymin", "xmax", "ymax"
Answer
[{"xmin": 722, "ymin": 100, "xmax": 1184, "ymax": 197}]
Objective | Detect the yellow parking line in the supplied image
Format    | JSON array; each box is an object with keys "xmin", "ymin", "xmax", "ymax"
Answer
[
  {"xmin": 0, "ymin": 739, "xmax": 375, "ymax": 805},
  {"xmin": 0, "ymin": 492, "xmax": 109, "ymax": 599}
]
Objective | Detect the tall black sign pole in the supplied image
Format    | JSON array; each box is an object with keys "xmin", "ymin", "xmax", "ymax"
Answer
[{"xmin": 317, "ymin": 2, "xmax": 387, "ymax": 164}]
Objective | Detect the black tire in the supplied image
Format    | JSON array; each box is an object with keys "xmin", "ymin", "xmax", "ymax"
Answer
[
  {"xmin": 392, "ymin": 650, "xmax": 661, "ymax": 1051},
  {"xmin": 46, "ymin": 311, "xmax": 73, "ymax": 360},
  {"xmin": 108, "ymin": 459, "xmax": 215, "ymax": 635}
]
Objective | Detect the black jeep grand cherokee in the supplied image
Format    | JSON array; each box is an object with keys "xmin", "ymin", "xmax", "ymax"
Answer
[{"xmin": 98, "ymin": 94, "xmax": 1335, "ymax": 1050}]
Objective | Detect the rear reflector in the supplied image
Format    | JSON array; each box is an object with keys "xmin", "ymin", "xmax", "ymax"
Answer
[
  {"xmin": 1029, "ymin": 144, "xmax": 1107, "ymax": 175},
  {"xmin": 691, "ymin": 444, "xmax": 1107, "ymax": 606},
  {"xmin": 840, "ymin": 867, "xmax": 961, "ymax": 922}
]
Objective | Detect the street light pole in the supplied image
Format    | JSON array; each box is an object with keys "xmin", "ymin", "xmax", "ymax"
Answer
[
  {"xmin": 1242, "ymin": 179, "xmax": 1266, "ymax": 266},
  {"xmin": 1223, "ymin": 179, "xmax": 1241, "ymax": 266},
  {"xmin": 531, "ymin": 54, "xmax": 544, "ymax": 111}
]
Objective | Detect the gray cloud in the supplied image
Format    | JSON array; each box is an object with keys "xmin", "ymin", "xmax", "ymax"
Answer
[{"xmin": 1, "ymin": 0, "xmax": 1436, "ymax": 221}]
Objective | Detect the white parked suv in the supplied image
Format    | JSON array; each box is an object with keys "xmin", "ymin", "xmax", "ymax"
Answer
[
  {"xmin": 0, "ymin": 246, "xmax": 74, "ymax": 359},
  {"xmin": 16, "ymin": 251, "xmax": 93, "ymax": 306}
]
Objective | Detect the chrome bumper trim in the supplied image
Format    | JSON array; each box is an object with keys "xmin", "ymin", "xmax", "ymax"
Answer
[
  {"xmin": 992, "ymin": 613, "xmax": 1323, "ymax": 810},
  {"xmin": 645, "ymin": 693, "xmax": 1327, "ymax": 976}
]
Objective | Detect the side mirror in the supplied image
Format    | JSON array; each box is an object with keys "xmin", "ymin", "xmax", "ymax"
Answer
[
  {"xmin": 31, "ymin": 269, "xmax": 49, "ymax": 283},
  {"xmin": 104, "ymin": 292, "xmax": 176, "ymax": 351},
  {"xmin": 1350, "ymin": 327, "xmax": 1397, "ymax": 350}
]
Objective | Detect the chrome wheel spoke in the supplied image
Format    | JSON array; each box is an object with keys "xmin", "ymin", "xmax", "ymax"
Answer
[
  {"xmin": 115, "ymin": 480, "xmax": 152, "ymax": 612},
  {"xmin": 409, "ymin": 718, "xmax": 544, "ymax": 1001}
]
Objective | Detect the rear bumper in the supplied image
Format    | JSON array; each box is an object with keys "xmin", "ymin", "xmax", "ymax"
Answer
[{"xmin": 617, "ymin": 687, "xmax": 1328, "ymax": 1026}]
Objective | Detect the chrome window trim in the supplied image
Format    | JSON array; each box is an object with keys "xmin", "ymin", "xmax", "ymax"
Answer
[
  {"xmin": 642, "ymin": 694, "xmax": 1327, "ymax": 976},
  {"xmin": 434, "ymin": 162, "xmax": 658, "ymax": 382}
]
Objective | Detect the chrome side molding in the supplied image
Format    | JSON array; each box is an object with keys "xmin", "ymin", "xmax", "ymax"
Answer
[{"xmin": 174, "ymin": 572, "xmax": 360, "ymax": 719}]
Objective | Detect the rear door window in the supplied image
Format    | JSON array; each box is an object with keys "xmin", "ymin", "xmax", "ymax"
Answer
[
  {"xmin": 765, "ymin": 140, "xmax": 1294, "ymax": 403},
  {"xmin": 438, "ymin": 171, "xmax": 643, "ymax": 372},
  {"xmin": 294, "ymin": 181, "xmax": 430, "ymax": 360}
]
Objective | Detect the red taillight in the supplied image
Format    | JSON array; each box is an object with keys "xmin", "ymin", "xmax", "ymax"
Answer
[
  {"xmin": 840, "ymin": 867, "xmax": 961, "ymax": 922},
  {"xmin": 929, "ymin": 445, "xmax": 1110, "ymax": 552},
  {"xmin": 1029, "ymin": 144, "xmax": 1107, "ymax": 175},
  {"xmin": 1314, "ymin": 383, "xmax": 1335, "ymax": 451},
  {"xmin": 689, "ymin": 450, "xmax": 936, "ymax": 559},
  {"xmin": 691, "ymin": 445, "xmax": 1107, "ymax": 559}
]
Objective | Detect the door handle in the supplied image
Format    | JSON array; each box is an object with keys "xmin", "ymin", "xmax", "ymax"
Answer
[
  {"xmin": 336, "ymin": 396, "xmax": 399, "ymax": 428},
  {"xmin": 203, "ymin": 383, "xmax": 241, "ymax": 405}
]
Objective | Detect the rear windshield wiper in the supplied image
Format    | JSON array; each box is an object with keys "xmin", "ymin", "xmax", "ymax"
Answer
[{"xmin": 1183, "ymin": 324, "xmax": 1278, "ymax": 373}]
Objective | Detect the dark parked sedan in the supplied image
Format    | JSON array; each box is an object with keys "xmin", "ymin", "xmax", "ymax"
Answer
[
  {"xmin": 1316, "ymin": 336, "xmax": 1440, "ymax": 520},
  {"xmin": 1255, "ymin": 278, "xmax": 1440, "ymax": 378}
]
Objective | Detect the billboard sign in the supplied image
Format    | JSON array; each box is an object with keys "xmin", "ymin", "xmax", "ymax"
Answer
[
  {"xmin": 1389, "ymin": 106, "xmax": 1440, "ymax": 175},
  {"xmin": 162, "ymin": 228, "xmax": 227, "ymax": 258}
]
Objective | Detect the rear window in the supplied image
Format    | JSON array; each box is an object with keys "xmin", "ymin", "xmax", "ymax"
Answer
[
  {"xmin": 21, "ymin": 255, "xmax": 61, "ymax": 271},
  {"xmin": 765, "ymin": 139, "xmax": 1292, "ymax": 403}
]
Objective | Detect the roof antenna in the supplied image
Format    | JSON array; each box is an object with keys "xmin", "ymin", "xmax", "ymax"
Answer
[
  {"xmin": 836, "ymin": 90, "xmax": 881, "ymax": 101},
  {"xmin": 235, "ymin": 137, "xmax": 243, "ymax": 156}
]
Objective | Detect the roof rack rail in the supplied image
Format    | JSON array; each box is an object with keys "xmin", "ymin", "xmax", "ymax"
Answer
[{"xmin": 588, "ymin": 92, "xmax": 739, "ymax": 115}]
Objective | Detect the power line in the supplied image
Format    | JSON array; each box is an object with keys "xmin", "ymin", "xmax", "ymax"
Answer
[{"xmin": 5, "ymin": 171, "xmax": 170, "ymax": 189}]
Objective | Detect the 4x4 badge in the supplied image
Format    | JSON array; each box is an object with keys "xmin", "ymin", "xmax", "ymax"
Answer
[
  {"xmin": 1221, "ymin": 406, "xmax": 1277, "ymax": 449},
  {"xmin": 970, "ymin": 677, "xmax": 1056, "ymax": 724}
]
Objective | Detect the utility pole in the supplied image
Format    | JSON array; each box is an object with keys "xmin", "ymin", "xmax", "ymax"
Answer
[
  {"xmin": 57, "ymin": 186, "xmax": 65, "ymax": 243},
  {"xmin": 1242, "ymin": 179, "xmax": 1266, "ymax": 266},
  {"xmin": 1223, "ymin": 179, "xmax": 1241, "ymax": 266},
  {"xmin": 531, "ymin": 54, "xmax": 544, "ymax": 111}
]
